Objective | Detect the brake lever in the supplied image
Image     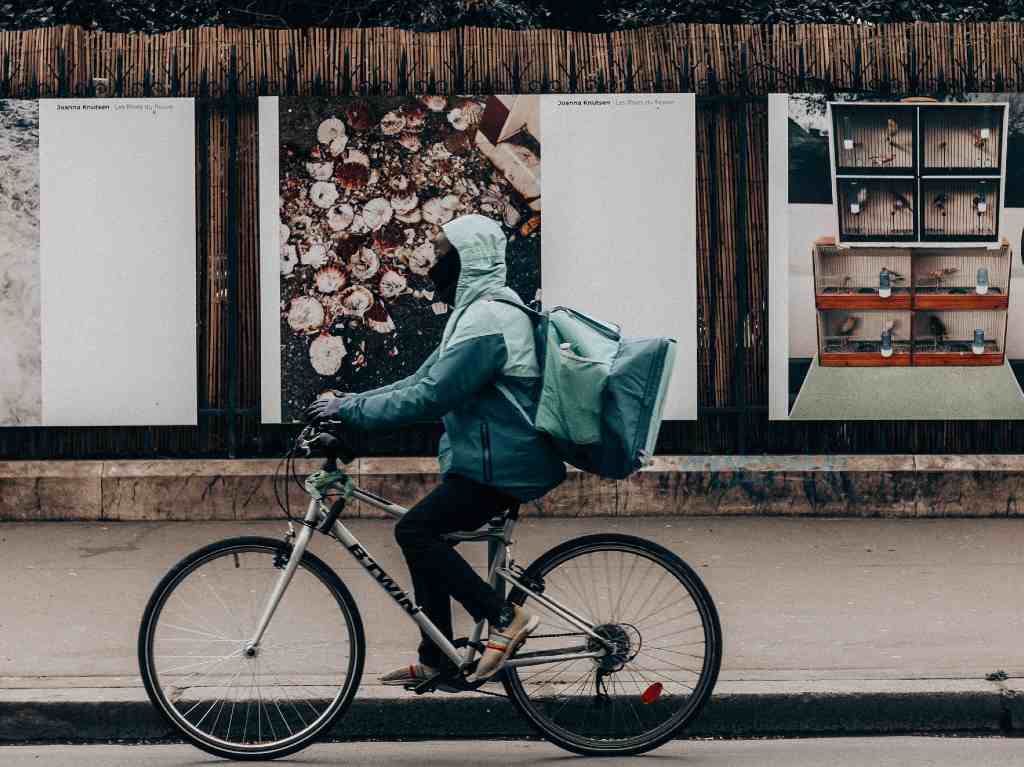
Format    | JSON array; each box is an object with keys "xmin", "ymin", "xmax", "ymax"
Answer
[{"xmin": 294, "ymin": 425, "xmax": 318, "ymax": 457}]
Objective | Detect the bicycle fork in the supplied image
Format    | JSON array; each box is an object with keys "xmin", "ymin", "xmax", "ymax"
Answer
[{"xmin": 244, "ymin": 500, "xmax": 319, "ymax": 654}]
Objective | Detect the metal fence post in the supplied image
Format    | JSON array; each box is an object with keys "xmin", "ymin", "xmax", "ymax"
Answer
[{"xmin": 733, "ymin": 102, "xmax": 751, "ymax": 453}]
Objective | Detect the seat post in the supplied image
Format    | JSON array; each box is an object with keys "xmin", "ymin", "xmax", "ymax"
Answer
[{"xmin": 487, "ymin": 503, "xmax": 518, "ymax": 601}]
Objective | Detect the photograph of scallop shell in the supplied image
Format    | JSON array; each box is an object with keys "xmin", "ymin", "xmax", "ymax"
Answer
[
  {"xmin": 0, "ymin": 99, "xmax": 41, "ymax": 426},
  {"xmin": 275, "ymin": 95, "xmax": 541, "ymax": 423}
]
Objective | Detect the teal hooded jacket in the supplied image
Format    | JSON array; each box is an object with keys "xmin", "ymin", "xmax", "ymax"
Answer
[{"xmin": 332, "ymin": 213, "xmax": 567, "ymax": 502}]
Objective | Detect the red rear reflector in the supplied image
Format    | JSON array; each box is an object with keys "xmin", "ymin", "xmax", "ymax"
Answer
[{"xmin": 641, "ymin": 682, "xmax": 663, "ymax": 704}]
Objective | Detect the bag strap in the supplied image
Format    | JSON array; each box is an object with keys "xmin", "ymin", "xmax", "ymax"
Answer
[
  {"xmin": 483, "ymin": 297, "xmax": 540, "ymax": 427},
  {"xmin": 487, "ymin": 296, "xmax": 544, "ymax": 321}
]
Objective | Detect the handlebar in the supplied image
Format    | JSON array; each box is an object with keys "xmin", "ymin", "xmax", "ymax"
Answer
[{"xmin": 296, "ymin": 421, "xmax": 357, "ymax": 470}]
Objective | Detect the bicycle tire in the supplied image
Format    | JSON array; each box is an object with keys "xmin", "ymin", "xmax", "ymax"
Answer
[
  {"xmin": 502, "ymin": 533, "xmax": 722, "ymax": 757},
  {"xmin": 138, "ymin": 536, "xmax": 365, "ymax": 761}
]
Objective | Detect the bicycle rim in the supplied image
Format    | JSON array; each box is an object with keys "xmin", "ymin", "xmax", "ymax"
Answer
[
  {"xmin": 503, "ymin": 536, "xmax": 721, "ymax": 756},
  {"xmin": 140, "ymin": 539, "xmax": 362, "ymax": 759}
]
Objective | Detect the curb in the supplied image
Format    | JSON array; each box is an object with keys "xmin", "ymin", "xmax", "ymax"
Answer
[{"xmin": 1, "ymin": 681, "xmax": 1019, "ymax": 743}]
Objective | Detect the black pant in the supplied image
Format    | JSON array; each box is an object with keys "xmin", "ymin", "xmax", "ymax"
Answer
[{"xmin": 394, "ymin": 473, "xmax": 518, "ymax": 669}]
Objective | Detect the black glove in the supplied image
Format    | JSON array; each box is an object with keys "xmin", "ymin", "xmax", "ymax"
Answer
[{"xmin": 304, "ymin": 393, "xmax": 347, "ymax": 423}]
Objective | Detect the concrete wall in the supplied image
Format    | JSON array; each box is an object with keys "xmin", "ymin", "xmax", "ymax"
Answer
[{"xmin": 3, "ymin": 455, "xmax": 1024, "ymax": 520}]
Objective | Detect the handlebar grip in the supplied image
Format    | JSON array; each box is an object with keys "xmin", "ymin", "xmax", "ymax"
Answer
[{"xmin": 317, "ymin": 432, "xmax": 356, "ymax": 465}]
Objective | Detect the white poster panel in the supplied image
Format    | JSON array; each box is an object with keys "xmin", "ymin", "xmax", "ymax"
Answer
[
  {"xmin": 38, "ymin": 99, "xmax": 197, "ymax": 426},
  {"xmin": 541, "ymin": 94, "xmax": 697, "ymax": 420}
]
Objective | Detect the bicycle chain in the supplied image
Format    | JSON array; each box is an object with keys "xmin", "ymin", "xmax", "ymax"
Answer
[
  {"xmin": 417, "ymin": 632, "xmax": 591, "ymax": 699},
  {"xmin": 529, "ymin": 632, "xmax": 586, "ymax": 639}
]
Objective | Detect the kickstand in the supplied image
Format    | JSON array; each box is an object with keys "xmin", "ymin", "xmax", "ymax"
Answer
[{"xmin": 594, "ymin": 670, "xmax": 611, "ymax": 706}]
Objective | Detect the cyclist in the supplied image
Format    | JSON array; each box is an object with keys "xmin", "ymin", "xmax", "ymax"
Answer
[{"xmin": 305, "ymin": 213, "xmax": 566, "ymax": 685}]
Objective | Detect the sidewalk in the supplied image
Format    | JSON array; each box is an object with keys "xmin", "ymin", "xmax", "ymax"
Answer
[{"xmin": 1, "ymin": 516, "xmax": 1022, "ymax": 741}]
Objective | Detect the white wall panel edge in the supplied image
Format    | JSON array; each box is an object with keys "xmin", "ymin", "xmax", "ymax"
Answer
[
  {"xmin": 768, "ymin": 94, "xmax": 791, "ymax": 421},
  {"xmin": 258, "ymin": 97, "xmax": 282, "ymax": 424}
]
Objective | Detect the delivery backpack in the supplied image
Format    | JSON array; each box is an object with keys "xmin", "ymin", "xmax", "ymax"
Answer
[{"xmin": 488, "ymin": 299, "xmax": 677, "ymax": 480}]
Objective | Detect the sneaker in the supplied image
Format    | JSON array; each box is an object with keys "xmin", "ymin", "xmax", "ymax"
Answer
[
  {"xmin": 379, "ymin": 662, "xmax": 439, "ymax": 686},
  {"xmin": 379, "ymin": 662, "xmax": 461, "ymax": 693},
  {"xmin": 466, "ymin": 605, "xmax": 539, "ymax": 683}
]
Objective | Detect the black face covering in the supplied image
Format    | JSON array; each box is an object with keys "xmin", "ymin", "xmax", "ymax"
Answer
[{"xmin": 428, "ymin": 247, "xmax": 461, "ymax": 306}]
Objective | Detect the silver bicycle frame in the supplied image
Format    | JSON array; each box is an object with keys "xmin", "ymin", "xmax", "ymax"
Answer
[{"xmin": 248, "ymin": 479, "xmax": 609, "ymax": 671}]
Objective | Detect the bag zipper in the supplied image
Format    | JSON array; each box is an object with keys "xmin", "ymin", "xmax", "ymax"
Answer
[{"xmin": 480, "ymin": 421, "xmax": 493, "ymax": 482}]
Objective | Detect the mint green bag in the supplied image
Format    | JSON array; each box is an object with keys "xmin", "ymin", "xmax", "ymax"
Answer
[
  {"xmin": 492, "ymin": 300, "xmax": 677, "ymax": 480},
  {"xmin": 535, "ymin": 307, "xmax": 619, "ymax": 445}
]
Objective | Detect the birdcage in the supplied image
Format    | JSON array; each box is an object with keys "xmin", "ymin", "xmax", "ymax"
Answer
[
  {"xmin": 813, "ymin": 245, "xmax": 913, "ymax": 309},
  {"xmin": 912, "ymin": 245, "xmax": 1011, "ymax": 309},
  {"xmin": 920, "ymin": 105, "xmax": 1004, "ymax": 174},
  {"xmin": 818, "ymin": 309, "xmax": 913, "ymax": 366},
  {"xmin": 920, "ymin": 179, "xmax": 1000, "ymax": 242},
  {"xmin": 836, "ymin": 179, "xmax": 917, "ymax": 241},
  {"xmin": 911, "ymin": 309, "xmax": 1006, "ymax": 365},
  {"xmin": 831, "ymin": 104, "xmax": 916, "ymax": 174}
]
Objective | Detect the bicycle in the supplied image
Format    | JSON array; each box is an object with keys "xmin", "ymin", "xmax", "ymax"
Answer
[{"xmin": 138, "ymin": 422, "xmax": 722, "ymax": 759}]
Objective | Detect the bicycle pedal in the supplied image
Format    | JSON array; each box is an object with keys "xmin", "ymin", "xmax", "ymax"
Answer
[{"xmin": 408, "ymin": 673, "xmax": 444, "ymax": 695}]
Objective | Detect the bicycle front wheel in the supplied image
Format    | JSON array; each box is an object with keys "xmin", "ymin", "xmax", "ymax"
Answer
[
  {"xmin": 138, "ymin": 536, "xmax": 364, "ymax": 761},
  {"xmin": 502, "ymin": 533, "xmax": 722, "ymax": 756}
]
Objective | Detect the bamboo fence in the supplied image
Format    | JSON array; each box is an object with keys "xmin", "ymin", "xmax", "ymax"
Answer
[{"xmin": 3, "ymin": 22, "xmax": 1024, "ymax": 457}]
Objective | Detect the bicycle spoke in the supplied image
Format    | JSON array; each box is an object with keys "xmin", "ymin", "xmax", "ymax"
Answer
[{"xmin": 159, "ymin": 622, "xmax": 236, "ymax": 642}]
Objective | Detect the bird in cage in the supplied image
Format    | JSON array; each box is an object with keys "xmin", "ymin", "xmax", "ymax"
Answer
[
  {"xmin": 928, "ymin": 315, "xmax": 947, "ymax": 340},
  {"xmin": 886, "ymin": 118, "xmax": 899, "ymax": 138},
  {"xmin": 927, "ymin": 267, "xmax": 958, "ymax": 285},
  {"xmin": 932, "ymin": 192, "xmax": 948, "ymax": 217},
  {"xmin": 849, "ymin": 185, "xmax": 868, "ymax": 215},
  {"xmin": 837, "ymin": 316, "xmax": 858, "ymax": 336},
  {"xmin": 974, "ymin": 183, "xmax": 989, "ymax": 214},
  {"xmin": 881, "ymin": 266, "xmax": 905, "ymax": 282},
  {"xmin": 891, "ymin": 191, "xmax": 912, "ymax": 213},
  {"xmin": 974, "ymin": 129, "xmax": 988, "ymax": 149}
]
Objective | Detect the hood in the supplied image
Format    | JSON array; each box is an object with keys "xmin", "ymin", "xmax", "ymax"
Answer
[{"xmin": 441, "ymin": 213, "xmax": 508, "ymax": 308}]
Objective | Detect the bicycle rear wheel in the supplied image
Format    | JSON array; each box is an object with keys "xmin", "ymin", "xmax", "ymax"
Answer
[
  {"xmin": 502, "ymin": 533, "xmax": 721, "ymax": 756},
  {"xmin": 138, "ymin": 536, "xmax": 364, "ymax": 760}
]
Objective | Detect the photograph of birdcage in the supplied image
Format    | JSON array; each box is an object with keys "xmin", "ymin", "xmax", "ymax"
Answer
[
  {"xmin": 921, "ymin": 179, "xmax": 1000, "ymax": 241},
  {"xmin": 920, "ymin": 104, "xmax": 1004, "ymax": 173},
  {"xmin": 776, "ymin": 93, "xmax": 1024, "ymax": 419},
  {"xmin": 912, "ymin": 310, "xmax": 1006, "ymax": 365},
  {"xmin": 912, "ymin": 245, "xmax": 1011, "ymax": 310},
  {"xmin": 832, "ymin": 104, "xmax": 916, "ymax": 173},
  {"xmin": 818, "ymin": 98, "xmax": 1012, "ymax": 367},
  {"xmin": 817, "ymin": 309, "xmax": 913, "ymax": 366},
  {"xmin": 813, "ymin": 245, "xmax": 912, "ymax": 309},
  {"xmin": 836, "ymin": 178, "xmax": 916, "ymax": 241}
]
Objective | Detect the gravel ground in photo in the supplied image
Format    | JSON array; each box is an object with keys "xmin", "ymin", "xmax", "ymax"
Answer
[{"xmin": 0, "ymin": 99, "xmax": 41, "ymax": 425}]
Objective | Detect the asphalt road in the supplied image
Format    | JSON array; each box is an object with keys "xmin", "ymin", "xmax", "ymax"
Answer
[{"xmin": 2, "ymin": 738, "xmax": 1021, "ymax": 766}]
